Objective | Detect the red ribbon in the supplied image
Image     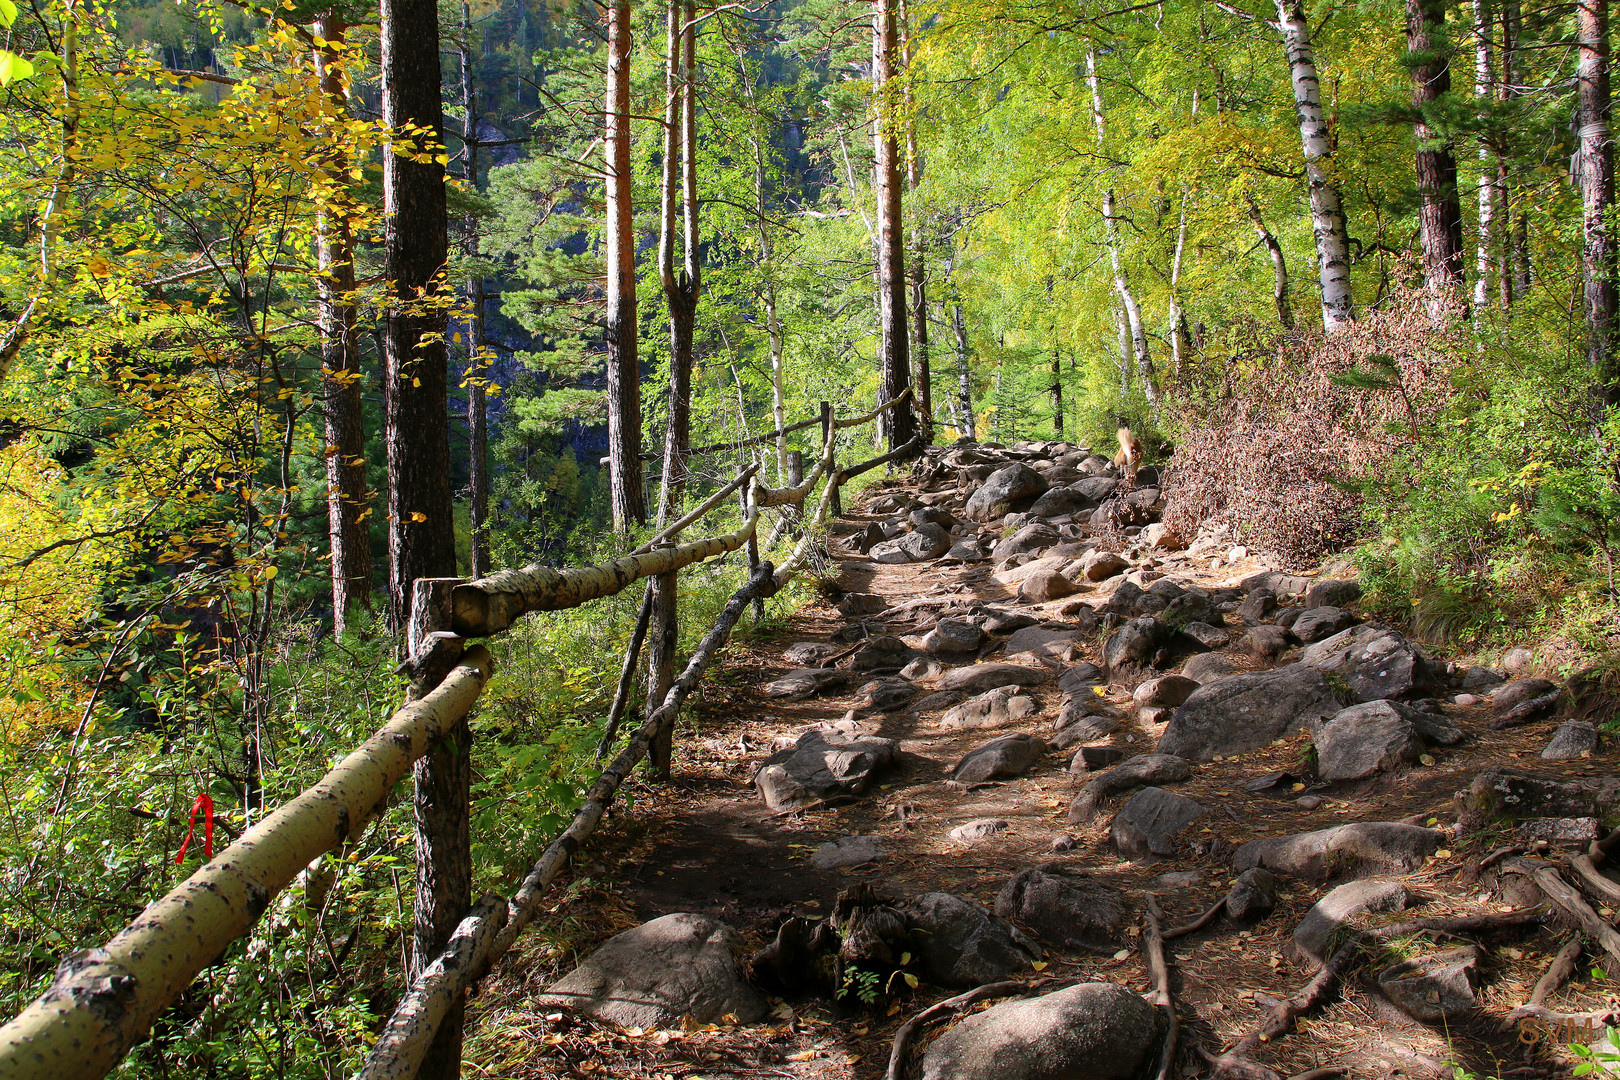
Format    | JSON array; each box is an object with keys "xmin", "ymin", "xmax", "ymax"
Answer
[{"xmin": 174, "ymin": 793, "xmax": 215, "ymax": 864}]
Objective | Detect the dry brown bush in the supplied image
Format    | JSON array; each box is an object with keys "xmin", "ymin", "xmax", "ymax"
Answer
[{"xmin": 1162, "ymin": 290, "xmax": 1463, "ymax": 569}]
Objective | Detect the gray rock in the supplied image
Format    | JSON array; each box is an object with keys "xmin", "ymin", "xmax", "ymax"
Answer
[
  {"xmin": 954, "ymin": 734, "xmax": 1048, "ymax": 783},
  {"xmin": 851, "ymin": 635, "xmax": 920, "ymax": 672},
  {"xmin": 925, "ymin": 619, "xmax": 987, "ymax": 656},
  {"xmin": 1244, "ymin": 624, "xmax": 1295, "ymax": 660},
  {"xmin": 910, "ymin": 689, "xmax": 966, "ymax": 713},
  {"xmin": 1459, "ymin": 665, "xmax": 1506, "ymax": 690},
  {"xmin": 1237, "ymin": 589, "xmax": 1277, "ymax": 625},
  {"xmin": 1156, "ymin": 871, "xmax": 1202, "ymax": 889},
  {"xmin": 942, "ymin": 686, "xmax": 1042, "ymax": 730},
  {"xmin": 855, "ymin": 677, "xmax": 918, "ymax": 712},
  {"xmin": 1157, "ymin": 666, "xmax": 1350, "ymax": 762},
  {"xmin": 811, "ymin": 835, "xmax": 884, "ymax": 869},
  {"xmin": 1072, "ymin": 745, "xmax": 1129, "ymax": 771},
  {"xmin": 1133, "ymin": 675, "xmax": 1199, "ymax": 709},
  {"xmin": 1543, "ymin": 721, "xmax": 1600, "ymax": 760},
  {"xmin": 1058, "ymin": 663, "xmax": 1106, "ymax": 693},
  {"xmin": 783, "ymin": 641, "xmax": 843, "ymax": 666},
  {"xmin": 993, "ymin": 522, "xmax": 1062, "ymax": 561},
  {"xmin": 1103, "ymin": 617, "xmax": 1172, "ymax": 670},
  {"xmin": 1020, "ymin": 569, "xmax": 1079, "ymax": 603},
  {"xmin": 951, "ymin": 818, "xmax": 1011, "ymax": 842},
  {"xmin": 1515, "ymin": 817, "xmax": 1602, "ymax": 847},
  {"xmin": 837, "ymin": 593, "xmax": 889, "ymax": 617},
  {"xmin": 1181, "ymin": 621, "xmax": 1233, "ymax": 650},
  {"xmin": 1241, "ymin": 571, "xmax": 1314, "ymax": 597},
  {"xmin": 994, "ymin": 865, "xmax": 1131, "ymax": 949},
  {"xmin": 870, "ymin": 522, "xmax": 952, "ymax": 563},
  {"xmin": 1292, "ymin": 879, "xmax": 1410, "ymax": 964},
  {"xmin": 903, "ymin": 892, "xmax": 1042, "ymax": 988},
  {"xmin": 1401, "ymin": 702, "xmax": 1464, "ymax": 746},
  {"xmin": 754, "ymin": 728, "xmax": 901, "ymax": 811},
  {"xmin": 1314, "ymin": 701, "xmax": 1424, "ymax": 782},
  {"xmin": 1297, "ymin": 623, "xmax": 1433, "ymax": 702},
  {"xmin": 967, "ymin": 464, "xmax": 1050, "ymax": 521},
  {"xmin": 1069, "ymin": 754, "xmax": 1193, "ymax": 824},
  {"xmin": 1305, "ymin": 579, "xmax": 1363, "ymax": 608},
  {"xmin": 536, "ymin": 913, "xmax": 767, "ymax": 1029},
  {"xmin": 1291, "ymin": 606, "xmax": 1359, "ymax": 644},
  {"xmin": 1458, "ymin": 769, "xmax": 1620, "ymax": 830},
  {"xmin": 764, "ymin": 668, "xmax": 849, "ymax": 701},
  {"xmin": 1111, "ymin": 787, "xmax": 1208, "ymax": 859},
  {"xmin": 1028, "ymin": 486, "xmax": 1099, "ymax": 519},
  {"xmin": 1003, "ymin": 626, "xmax": 1084, "ymax": 658},
  {"xmin": 985, "ymin": 611, "xmax": 1041, "ymax": 635},
  {"xmin": 1492, "ymin": 677, "xmax": 1559, "ymax": 710},
  {"xmin": 945, "ymin": 539, "xmax": 989, "ymax": 562},
  {"xmin": 1225, "ymin": 868, "xmax": 1279, "ymax": 922},
  {"xmin": 1180, "ymin": 652, "xmax": 1236, "ymax": 684},
  {"xmin": 1074, "ymin": 476, "xmax": 1119, "ymax": 502},
  {"xmin": 1233, "ymin": 822, "xmax": 1446, "ymax": 882},
  {"xmin": 1502, "ymin": 647, "xmax": 1535, "ymax": 675},
  {"xmin": 902, "ymin": 658, "xmax": 948, "ymax": 682},
  {"xmin": 919, "ymin": 983, "xmax": 1159, "ymax": 1080},
  {"xmin": 1081, "ymin": 551, "xmax": 1130, "ymax": 582},
  {"xmin": 938, "ymin": 662, "xmax": 1051, "ymax": 693},
  {"xmin": 1378, "ymin": 947, "xmax": 1479, "ymax": 1023}
]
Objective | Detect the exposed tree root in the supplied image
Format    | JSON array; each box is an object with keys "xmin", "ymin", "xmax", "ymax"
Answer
[
  {"xmin": 883, "ymin": 979, "xmax": 1064, "ymax": 1080},
  {"xmin": 1165, "ymin": 897, "xmax": 1228, "ymax": 941},
  {"xmin": 1144, "ymin": 894, "xmax": 1179, "ymax": 1080}
]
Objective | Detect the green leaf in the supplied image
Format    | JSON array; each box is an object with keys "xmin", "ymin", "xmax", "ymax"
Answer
[
  {"xmin": 0, "ymin": 51, "xmax": 34, "ymax": 86},
  {"xmin": 0, "ymin": 0, "xmax": 17, "ymax": 26}
]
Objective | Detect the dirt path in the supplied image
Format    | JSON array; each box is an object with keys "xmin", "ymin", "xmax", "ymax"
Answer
[{"xmin": 472, "ymin": 451, "xmax": 1609, "ymax": 1080}]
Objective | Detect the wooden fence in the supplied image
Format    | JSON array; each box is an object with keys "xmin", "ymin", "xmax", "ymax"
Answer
[{"xmin": 0, "ymin": 393, "xmax": 916, "ymax": 1080}]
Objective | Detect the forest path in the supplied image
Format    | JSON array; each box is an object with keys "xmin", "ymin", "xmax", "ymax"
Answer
[{"xmin": 472, "ymin": 448, "xmax": 1596, "ymax": 1080}]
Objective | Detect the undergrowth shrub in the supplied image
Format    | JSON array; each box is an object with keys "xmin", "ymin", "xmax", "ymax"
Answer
[{"xmin": 1164, "ymin": 291, "xmax": 1461, "ymax": 568}]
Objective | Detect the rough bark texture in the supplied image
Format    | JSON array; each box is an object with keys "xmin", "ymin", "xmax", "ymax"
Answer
[
  {"xmin": 314, "ymin": 15, "xmax": 373, "ymax": 633},
  {"xmin": 605, "ymin": 0, "xmax": 646, "ymax": 532},
  {"xmin": 382, "ymin": 0, "xmax": 456, "ymax": 633},
  {"xmin": 1474, "ymin": 0, "xmax": 1501, "ymax": 313},
  {"xmin": 1407, "ymin": 0, "xmax": 1466, "ymax": 301},
  {"xmin": 901, "ymin": 0, "xmax": 931, "ymax": 432},
  {"xmin": 952, "ymin": 301, "xmax": 972, "ymax": 437},
  {"xmin": 1580, "ymin": 0, "xmax": 1619, "ymax": 403},
  {"xmin": 0, "ymin": 651, "xmax": 493, "ymax": 1078},
  {"xmin": 1275, "ymin": 0, "xmax": 1357, "ymax": 331},
  {"xmin": 874, "ymin": 0, "xmax": 917, "ymax": 449},
  {"xmin": 1050, "ymin": 349, "xmax": 1064, "ymax": 435},
  {"xmin": 461, "ymin": 0, "xmax": 491, "ymax": 579}
]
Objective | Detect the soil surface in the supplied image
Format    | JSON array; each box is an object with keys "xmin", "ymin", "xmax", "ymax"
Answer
[{"xmin": 470, "ymin": 456, "xmax": 1617, "ymax": 1080}]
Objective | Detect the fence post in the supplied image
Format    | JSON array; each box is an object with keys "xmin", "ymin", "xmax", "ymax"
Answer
[
  {"xmin": 787, "ymin": 450, "xmax": 803, "ymax": 487},
  {"xmin": 741, "ymin": 480, "xmax": 764, "ymax": 621},
  {"xmin": 407, "ymin": 577, "xmax": 473, "ymax": 1080},
  {"xmin": 820, "ymin": 401, "xmax": 841, "ymax": 518}
]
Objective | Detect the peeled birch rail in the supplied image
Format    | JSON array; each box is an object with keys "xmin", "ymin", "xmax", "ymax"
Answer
[
  {"xmin": 0, "ymin": 649, "xmax": 495, "ymax": 1080},
  {"xmin": 627, "ymin": 414, "xmax": 823, "ymax": 461},
  {"xmin": 833, "ymin": 385, "xmax": 912, "ymax": 429},
  {"xmin": 451, "ymin": 507, "xmax": 759, "ymax": 637},
  {"xmin": 356, "ymin": 563, "xmax": 781, "ymax": 1080}
]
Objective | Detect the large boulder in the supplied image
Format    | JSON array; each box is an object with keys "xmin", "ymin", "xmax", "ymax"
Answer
[
  {"xmin": 1156, "ymin": 666, "xmax": 1350, "ymax": 762},
  {"xmin": 1313, "ymin": 701, "xmax": 1425, "ymax": 782},
  {"xmin": 1291, "ymin": 879, "xmax": 1411, "ymax": 964},
  {"xmin": 942, "ymin": 686, "xmax": 1042, "ymax": 730},
  {"xmin": 1457, "ymin": 768, "xmax": 1620, "ymax": 831},
  {"xmin": 954, "ymin": 734, "xmax": 1048, "ymax": 783},
  {"xmin": 1232, "ymin": 822, "xmax": 1446, "ymax": 883},
  {"xmin": 754, "ymin": 728, "xmax": 901, "ymax": 811},
  {"xmin": 994, "ymin": 864, "xmax": 1131, "ymax": 949},
  {"xmin": 850, "ymin": 635, "xmax": 920, "ymax": 672},
  {"xmin": 1378, "ymin": 947, "xmax": 1480, "ymax": 1023},
  {"xmin": 1020, "ymin": 570, "xmax": 1079, "ymax": 604},
  {"xmin": 1103, "ymin": 617, "xmax": 1173, "ymax": 670},
  {"xmin": 870, "ymin": 522, "xmax": 952, "ymax": 563},
  {"xmin": 967, "ymin": 464, "xmax": 1050, "ymax": 521},
  {"xmin": 903, "ymin": 892, "xmax": 1042, "ymax": 987},
  {"xmin": 919, "ymin": 983, "xmax": 1160, "ymax": 1080},
  {"xmin": 764, "ymin": 668, "xmax": 849, "ymax": 701},
  {"xmin": 1297, "ymin": 623, "xmax": 1433, "ymax": 701},
  {"xmin": 992, "ymin": 522, "xmax": 1061, "ymax": 561},
  {"xmin": 535, "ymin": 913, "xmax": 767, "ymax": 1029},
  {"xmin": 1291, "ymin": 606, "xmax": 1359, "ymax": 644},
  {"xmin": 1028, "ymin": 486, "xmax": 1099, "ymax": 519},
  {"xmin": 924, "ymin": 619, "xmax": 987, "ymax": 656},
  {"xmin": 854, "ymin": 677, "xmax": 918, "ymax": 712},
  {"xmin": 938, "ymin": 662, "xmax": 1051, "ymax": 693},
  {"xmin": 1110, "ymin": 787, "xmax": 1208, "ymax": 860},
  {"xmin": 1306, "ymin": 578, "xmax": 1363, "ymax": 608}
]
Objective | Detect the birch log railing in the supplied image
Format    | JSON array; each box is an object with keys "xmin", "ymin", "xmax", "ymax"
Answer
[{"xmin": 0, "ymin": 391, "xmax": 919, "ymax": 1080}]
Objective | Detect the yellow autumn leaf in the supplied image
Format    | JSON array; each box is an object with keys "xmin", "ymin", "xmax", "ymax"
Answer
[{"xmin": 409, "ymin": 512, "xmax": 427, "ymax": 523}]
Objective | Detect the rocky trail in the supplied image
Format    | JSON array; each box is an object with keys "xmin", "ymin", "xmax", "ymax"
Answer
[{"xmin": 471, "ymin": 441, "xmax": 1620, "ymax": 1080}]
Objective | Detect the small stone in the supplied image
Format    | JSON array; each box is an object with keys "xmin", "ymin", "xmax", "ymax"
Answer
[
  {"xmin": 1453, "ymin": 693, "xmax": 1480, "ymax": 706},
  {"xmin": 1295, "ymin": 795, "xmax": 1323, "ymax": 810},
  {"xmin": 1542, "ymin": 720, "xmax": 1600, "ymax": 761},
  {"xmin": 1224, "ymin": 868, "xmax": 1279, "ymax": 922},
  {"xmin": 1050, "ymin": 834, "xmax": 1077, "ymax": 851},
  {"xmin": 1181, "ymin": 621, "xmax": 1232, "ymax": 649},
  {"xmin": 924, "ymin": 619, "xmax": 987, "ymax": 656},
  {"xmin": 953, "ymin": 734, "xmax": 1048, "ymax": 783},
  {"xmin": 1132, "ymin": 675, "xmax": 1199, "ymax": 709},
  {"xmin": 811, "ymin": 835, "xmax": 884, "ymax": 869},
  {"xmin": 1155, "ymin": 871, "xmax": 1202, "ymax": 889},
  {"xmin": 1110, "ymin": 787, "xmax": 1208, "ymax": 860},
  {"xmin": 1502, "ymin": 647, "xmax": 1535, "ymax": 675},
  {"xmin": 1515, "ymin": 817, "xmax": 1602, "ymax": 848},
  {"xmin": 901, "ymin": 658, "xmax": 947, "ymax": 682},
  {"xmin": 951, "ymin": 819, "xmax": 1010, "ymax": 842}
]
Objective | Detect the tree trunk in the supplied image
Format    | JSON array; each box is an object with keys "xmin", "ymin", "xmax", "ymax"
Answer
[
  {"xmin": 1503, "ymin": 0, "xmax": 1530, "ymax": 303},
  {"xmin": 313, "ymin": 15, "xmax": 372, "ymax": 633},
  {"xmin": 382, "ymin": 0, "xmax": 456, "ymax": 633},
  {"xmin": 605, "ymin": 0, "xmax": 646, "ymax": 532},
  {"xmin": 460, "ymin": 0, "xmax": 491, "ymax": 579},
  {"xmin": 874, "ymin": 0, "xmax": 917, "ymax": 450},
  {"xmin": 952, "ymin": 300, "xmax": 972, "ymax": 438},
  {"xmin": 1580, "ymin": 0, "xmax": 1619, "ymax": 402},
  {"xmin": 900, "ymin": 0, "xmax": 931, "ymax": 435},
  {"xmin": 1088, "ymin": 49, "xmax": 1157, "ymax": 404},
  {"xmin": 1274, "ymin": 0, "xmax": 1356, "ymax": 331},
  {"xmin": 381, "ymin": 2, "xmax": 462, "ymax": 1072},
  {"xmin": 1246, "ymin": 190, "xmax": 1295, "ymax": 329},
  {"xmin": 1408, "ymin": 0, "xmax": 1467, "ymax": 305},
  {"xmin": 1050, "ymin": 348, "xmax": 1063, "ymax": 436},
  {"xmin": 752, "ymin": 136, "xmax": 788, "ymax": 481},
  {"xmin": 1474, "ymin": 0, "xmax": 1501, "ymax": 314}
]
